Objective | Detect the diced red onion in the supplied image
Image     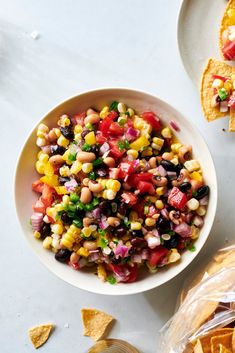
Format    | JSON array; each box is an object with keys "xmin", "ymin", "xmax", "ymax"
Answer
[
  {"xmin": 78, "ymin": 258, "xmax": 88, "ymax": 268},
  {"xmin": 70, "ymin": 143, "xmax": 79, "ymax": 155},
  {"xmin": 147, "ymin": 236, "xmax": 161, "ymax": 249},
  {"xmin": 141, "ymin": 249, "xmax": 150, "ymax": 260},
  {"xmin": 125, "ymin": 127, "xmax": 139, "ymax": 141},
  {"xmin": 100, "ymin": 142, "xmax": 110, "ymax": 155},
  {"xmin": 161, "ymin": 208, "xmax": 169, "ymax": 219},
  {"xmin": 115, "ymin": 245, "xmax": 129, "ymax": 258},
  {"xmin": 41, "ymin": 145, "xmax": 51, "ymax": 154},
  {"xmin": 169, "ymin": 120, "xmax": 180, "ymax": 132},
  {"xmin": 167, "ymin": 171, "xmax": 177, "ymax": 180},
  {"xmin": 158, "ymin": 165, "xmax": 167, "ymax": 177},
  {"xmin": 100, "ymin": 216, "xmax": 109, "ymax": 229},
  {"xmin": 192, "ymin": 215, "xmax": 204, "ymax": 228},
  {"xmin": 220, "ymin": 101, "xmax": 228, "ymax": 113},
  {"xmin": 133, "ymin": 159, "xmax": 140, "ymax": 168},
  {"xmin": 174, "ymin": 222, "xmax": 192, "ymax": 237},
  {"xmin": 65, "ymin": 179, "xmax": 78, "ymax": 192},
  {"xmin": 31, "ymin": 212, "xmax": 43, "ymax": 231},
  {"xmin": 91, "ymin": 207, "xmax": 101, "ymax": 219},
  {"xmin": 112, "ymin": 266, "xmax": 130, "ymax": 282},
  {"xmin": 131, "ymin": 254, "xmax": 142, "ymax": 263},
  {"xmin": 152, "ymin": 229, "xmax": 160, "ymax": 237},
  {"xmin": 185, "ymin": 212, "xmax": 193, "ymax": 224},
  {"xmin": 141, "ymin": 227, "xmax": 148, "ymax": 235},
  {"xmin": 199, "ymin": 196, "xmax": 209, "ymax": 206},
  {"xmin": 88, "ymin": 252, "xmax": 100, "ymax": 262}
]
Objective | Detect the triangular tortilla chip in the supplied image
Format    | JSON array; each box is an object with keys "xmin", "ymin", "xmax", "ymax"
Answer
[
  {"xmin": 232, "ymin": 328, "xmax": 235, "ymax": 353},
  {"xmin": 194, "ymin": 339, "xmax": 204, "ymax": 353},
  {"xmin": 211, "ymin": 333, "xmax": 233, "ymax": 353},
  {"xmin": 219, "ymin": 0, "xmax": 235, "ymax": 59},
  {"xmin": 200, "ymin": 58, "xmax": 233, "ymax": 122},
  {"xmin": 229, "ymin": 108, "xmax": 235, "ymax": 131},
  {"xmin": 81, "ymin": 308, "xmax": 114, "ymax": 341},
  {"xmin": 195, "ymin": 329, "xmax": 233, "ymax": 353},
  {"xmin": 219, "ymin": 344, "xmax": 232, "ymax": 353},
  {"xmin": 28, "ymin": 323, "xmax": 53, "ymax": 349}
]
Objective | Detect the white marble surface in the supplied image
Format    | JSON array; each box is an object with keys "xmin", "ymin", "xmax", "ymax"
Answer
[{"xmin": 1, "ymin": 0, "xmax": 235, "ymax": 352}]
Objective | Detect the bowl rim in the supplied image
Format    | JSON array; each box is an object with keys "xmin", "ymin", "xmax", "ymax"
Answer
[{"xmin": 14, "ymin": 87, "xmax": 218, "ymax": 295}]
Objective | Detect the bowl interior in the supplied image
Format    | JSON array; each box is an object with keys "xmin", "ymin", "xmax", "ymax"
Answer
[{"xmin": 15, "ymin": 88, "xmax": 217, "ymax": 295}]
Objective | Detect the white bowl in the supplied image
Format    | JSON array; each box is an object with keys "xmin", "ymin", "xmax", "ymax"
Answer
[{"xmin": 14, "ymin": 88, "xmax": 217, "ymax": 295}]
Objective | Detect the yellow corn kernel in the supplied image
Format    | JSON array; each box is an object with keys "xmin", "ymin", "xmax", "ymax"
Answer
[
  {"xmin": 54, "ymin": 128, "xmax": 61, "ymax": 137},
  {"xmin": 44, "ymin": 162, "xmax": 55, "ymax": 176},
  {"xmin": 156, "ymin": 187, "xmax": 166, "ymax": 196},
  {"xmin": 145, "ymin": 218, "xmax": 156, "ymax": 227},
  {"xmin": 57, "ymin": 135, "xmax": 69, "ymax": 148},
  {"xmin": 141, "ymin": 124, "xmax": 152, "ymax": 135},
  {"xmin": 40, "ymin": 175, "xmax": 59, "ymax": 187},
  {"xmin": 145, "ymin": 196, "xmax": 157, "ymax": 203},
  {"xmin": 191, "ymin": 225, "xmax": 199, "ymax": 240},
  {"xmin": 190, "ymin": 171, "xmax": 203, "ymax": 182},
  {"xmin": 74, "ymin": 124, "xmax": 83, "ymax": 133},
  {"xmin": 152, "ymin": 137, "xmax": 164, "ymax": 151},
  {"xmin": 74, "ymin": 133, "xmax": 82, "ymax": 142},
  {"xmin": 100, "ymin": 106, "xmax": 109, "ymax": 119},
  {"xmin": 61, "ymin": 238, "xmax": 73, "ymax": 249},
  {"xmin": 46, "ymin": 207, "xmax": 57, "ymax": 219},
  {"xmin": 184, "ymin": 159, "xmax": 200, "ymax": 172},
  {"xmin": 69, "ymin": 224, "xmax": 80, "ymax": 235},
  {"xmin": 141, "ymin": 147, "xmax": 153, "ymax": 157},
  {"xmin": 130, "ymin": 222, "xmax": 142, "ymax": 230},
  {"xmin": 35, "ymin": 161, "xmax": 46, "ymax": 174},
  {"xmin": 70, "ymin": 160, "xmax": 82, "ymax": 174},
  {"xmin": 34, "ymin": 231, "xmax": 41, "ymax": 239},
  {"xmin": 77, "ymin": 247, "xmax": 89, "ymax": 257},
  {"xmin": 212, "ymin": 79, "xmax": 224, "ymax": 89},
  {"xmin": 106, "ymin": 180, "xmax": 121, "ymax": 192},
  {"xmin": 196, "ymin": 206, "xmax": 206, "ymax": 216},
  {"xmin": 127, "ymin": 149, "xmax": 138, "ymax": 159},
  {"xmin": 171, "ymin": 143, "xmax": 182, "ymax": 153},
  {"xmin": 42, "ymin": 236, "xmax": 52, "ymax": 249},
  {"xmin": 97, "ymin": 264, "xmax": 107, "ymax": 281},
  {"xmin": 37, "ymin": 123, "xmax": 49, "ymax": 133},
  {"xmin": 85, "ymin": 131, "xmax": 96, "ymax": 145},
  {"xmin": 36, "ymin": 137, "xmax": 47, "ymax": 147},
  {"xmin": 38, "ymin": 153, "xmax": 49, "ymax": 163},
  {"xmin": 227, "ymin": 9, "xmax": 235, "ymax": 25},
  {"xmin": 51, "ymin": 223, "xmax": 63, "ymax": 235},
  {"xmin": 54, "ymin": 204, "xmax": 64, "ymax": 212},
  {"xmin": 129, "ymin": 211, "xmax": 138, "ymax": 221},
  {"xmin": 224, "ymin": 80, "xmax": 233, "ymax": 93},
  {"xmin": 106, "ymin": 189, "xmax": 116, "ymax": 200},
  {"xmin": 161, "ymin": 127, "xmax": 172, "ymax": 139},
  {"xmin": 168, "ymin": 249, "xmax": 181, "ymax": 263},
  {"xmin": 62, "ymin": 195, "xmax": 70, "ymax": 204},
  {"xmin": 82, "ymin": 162, "xmax": 93, "ymax": 174},
  {"xmin": 82, "ymin": 227, "xmax": 92, "ymax": 238},
  {"xmin": 171, "ymin": 157, "xmax": 179, "ymax": 165},
  {"xmin": 133, "ymin": 116, "xmax": 145, "ymax": 129},
  {"xmin": 54, "ymin": 186, "xmax": 68, "ymax": 195},
  {"xmin": 59, "ymin": 165, "xmax": 70, "ymax": 177},
  {"xmin": 129, "ymin": 135, "xmax": 150, "ymax": 151},
  {"xmin": 62, "ymin": 150, "xmax": 73, "ymax": 165},
  {"xmin": 58, "ymin": 114, "xmax": 71, "ymax": 127},
  {"xmin": 155, "ymin": 200, "xmax": 164, "ymax": 210}
]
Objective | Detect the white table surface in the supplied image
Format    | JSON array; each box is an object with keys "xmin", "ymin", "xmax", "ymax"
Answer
[{"xmin": 1, "ymin": 0, "xmax": 235, "ymax": 352}]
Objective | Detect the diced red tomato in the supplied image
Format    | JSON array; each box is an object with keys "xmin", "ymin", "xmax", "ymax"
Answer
[
  {"xmin": 121, "ymin": 192, "xmax": 138, "ymax": 205},
  {"xmin": 68, "ymin": 261, "xmax": 80, "ymax": 270},
  {"xmin": 109, "ymin": 139, "xmax": 126, "ymax": 158},
  {"xmin": 96, "ymin": 132, "xmax": 107, "ymax": 145},
  {"xmin": 108, "ymin": 264, "xmax": 137, "ymax": 283},
  {"xmin": 127, "ymin": 118, "xmax": 134, "ymax": 128},
  {"xmin": 137, "ymin": 181, "xmax": 155, "ymax": 195},
  {"xmin": 212, "ymin": 75, "xmax": 227, "ymax": 82},
  {"xmin": 108, "ymin": 122, "xmax": 124, "ymax": 136},
  {"xmin": 128, "ymin": 172, "xmax": 153, "ymax": 188},
  {"xmin": 125, "ymin": 265, "xmax": 138, "ymax": 283},
  {"xmin": 228, "ymin": 96, "xmax": 235, "ymax": 109},
  {"xmin": 118, "ymin": 162, "xmax": 134, "ymax": 179},
  {"xmin": 149, "ymin": 246, "xmax": 169, "ymax": 267},
  {"xmin": 41, "ymin": 184, "xmax": 54, "ymax": 208},
  {"xmin": 33, "ymin": 197, "xmax": 46, "ymax": 214},
  {"xmin": 99, "ymin": 111, "xmax": 118, "ymax": 136},
  {"xmin": 141, "ymin": 111, "xmax": 161, "ymax": 130},
  {"xmin": 222, "ymin": 41, "xmax": 235, "ymax": 60},
  {"xmin": 168, "ymin": 187, "xmax": 187, "ymax": 210},
  {"xmin": 132, "ymin": 199, "xmax": 145, "ymax": 217},
  {"xmin": 109, "ymin": 168, "xmax": 120, "ymax": 179},
  {"xmin": 32, "ymin": 180, "xmax": 44, "ymax": 193}
]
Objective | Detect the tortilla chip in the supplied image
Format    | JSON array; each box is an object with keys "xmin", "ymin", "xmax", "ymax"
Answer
[
  {"xmin": 219, "ymin": 0, "xmax": 235, "ymax": 58},
  {"xmin": 232, "ymin": 328, "xmax": 235, "ymax": 353},
  {"xmin": 194, "ymin": 329, "xmax": 233, "ymax": 353},
  {"xmin": 28, "ymin": 323, "xmax": 53, "ymax": 349},
  {"xmin": 229, "ymin": 108, "xmax": 235, "ymax": 131},
  {"xmin": 81, "ymin": 308, "xmax": 114, "ymax": 342},
  {"xmin": 219, "ymin": 344, "xmax": 232, "ymax": 353},
  {"xmin": 194, "ymin": 339, "xmax": 204, "ymax": 353},
  {"xmin": 211, "ymin": 333, "xmax": 233, "ymax": 353},
  {"xmin": 200, "ymin": 58, "xmax": 233, "ymax": 122}
]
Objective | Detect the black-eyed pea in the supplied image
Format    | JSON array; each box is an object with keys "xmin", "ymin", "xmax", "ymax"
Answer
[
  {"xmin": 83, "ymin": 217, "xmax": 92, "ymax": 227},
  {"xmin": 88, "ymin": 180, "xmax": 103, "ymax": 193},
  {"xmin": 86, "ymin": 108, "xmax": 97, "ymax": 116},
  {"xmin": 77, "ymin": 151, "xmax": 96, "ymax": 163},
  {"xmin": 169, "ymin": 210, "xmax": 182, "ymax": 225},
  {"xmin": 103, "ymin": 157, "xmax": 115, "ymax": 167},
  {"xmin": 162, "ymin": 152, "xmax": 174, "ymax": 161},
  {"xmin": 49, "ymin": 154, "xmax": 64, "ymax": 165},
  {"xmin": 47, "ymin": 128, "xmax": 58, "ymax": 142},
  {"xmin": 153, "ymin": 176, "xmax": 168, "ymax": 186},
  {"xmin": 83, "ymin": 240, "xmax": 98, "ymax": 251},
  {"xmin": 107, "ymin": 217, "xmax": 121, "ymax": 227},
  {"xmin": 83, "ymin": 178, "xmax": 90, "ymax": 186},
  {"xmin": 149, "ymin": 157, "xmax": 157, "ymax": 168},
  {"xmin": 70, "ymin": 252, "xmax": 79, "ymax": 264},
  {"xmin": 80, "ymin": 187, "xmax": 92, "ymax": 204},
  {"xmin": 178, "ymin": 145, "xmax": 192, "ymax": 163},
  {"xmin": 84, "ymin": 114, "xmax": 100, "ymax": 125},
  {"xmin": 172, "ymin": 169, "xmax": 189, "ymax": 187}
]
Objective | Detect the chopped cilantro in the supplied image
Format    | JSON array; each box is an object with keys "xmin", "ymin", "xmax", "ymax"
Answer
[
  {"xmin": 85, "ymin": 122, "xmax": 94, "ymax": 130},
  {"xmin": 123, "ymin": 218, "xmax": 131, "ymax": 227},
  {"xmin": 77, "ymin": 202, "xmax": 85, "ymax": 210},
  {"xmin": 81, "ymin": 143, "xmax": 92, "ymax": 152},
  {"xmin": 218, "ymin": 88, "xmax": 228, "ymax": 101},
  {"xmin": 107, "ymin": 275, "xmax": 116, "ymax": 285},
  {"xmin": 109, "ymin": 101, "xmax": 118, "ymax": 111},
  {"xmin": 84, "ymin": 203, "xmax": 94, "ymax": 211},
  {"xmin": 68, "ymin": 153, "xmax": 77, "ymax": 161},
  {"xmin": 125, "ymin": 111, "xmax": 130, "ymax": 116},
  {"xmin": 168, "ymin": 231, "xmax": 175, "ymax": 236},
  {"xmin": 112, "ymin": 239, "xmax": 119, "ymax": 245},
  {"xmin": 144, "ymin": 205, "xmax": 149, "ymax": 215},
  {"xmin": 92, "ymin": 197, "xmax": 99, "ymax": 207},
  {"xmin": 192, "ymin": 190, "xmax": 198, "ymax": 197},
  {"xmin": 73, "ymin": 219, "xmax": 83, "ymax": 228},
  {"xmin": 98, "ymin": 229, "xmax": 107, "ymax": 236},
  {"xmin": 88, "ymin": 171, "xmax": 96, "ymax": 180},
  {"xmin": 93, "ymin": 157, "xmax": 103, "ymax": 166},
  {"xmin": 124, "ymin": 139, "xmax": 129, "ymax": 149},
  {"xmin": 187, "ymin": 244, "xmax": 196, "ymax": 252},
  {"xmin": 99, "ymin": 237, "xmax": 109, "ymax": 249},
  {"xmin": 118, "ymin": 118, "xmax": 127, "ymax": 126},
  {"xmin": 118, "ymin": 141, "xmax": 125, "ymax": 151},
  {"xmin": 70, "ymin": 193, "xmax": 79, "ymax": 203}
]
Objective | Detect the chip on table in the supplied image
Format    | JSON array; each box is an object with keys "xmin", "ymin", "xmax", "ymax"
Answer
[
  {"xmin": 28, "ymin": 323, "xmax": 53, "ymax": 349},
  {"xmin": 81, "ymin": 308, "xmax": 114, "ymax": 342}
]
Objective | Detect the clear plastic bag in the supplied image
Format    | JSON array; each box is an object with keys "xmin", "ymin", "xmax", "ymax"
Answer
[{"xmin": 160, "ymin": 245, "xmax": 235, "ymax": 353}]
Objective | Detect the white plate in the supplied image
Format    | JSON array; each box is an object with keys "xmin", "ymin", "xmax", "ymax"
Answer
[{"xmin": 177, "ymin": 0, "xmax": 227, "ymax": 85}]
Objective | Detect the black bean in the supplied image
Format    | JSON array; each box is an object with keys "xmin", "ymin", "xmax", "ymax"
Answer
[
  {"xmin": 179, "ymin": 182, "xmax": 192, "ymax": 193},
  {"xmin": 175, "ymin": 163, "xmax": 184, "ymax": 175},
  {"xmin": 129, "ymin": 230, "xmax": 144, "ymax": 237},
  {"xmin": 156, "ymin": 216, "xmax": 171, "ymax": 233},
  {"xmin": 76, "ymin": 209, "xmax": 85, "ymax": 218},
  {"xmin": 131, "ymin": 237, "xmax": 147, "ymax": 248},
  {"xmin": 196, "ymin": 185, "xmax": 210, "ymax": 200},
  {"xmin": 95, "ymin": 167, "xmax": 108, "ymax": 177},
  {"xmin": 114, "ymin": 226, "xmax": 126, "ymax": 237},
  {"xmin": 164, "ymin": 235, "xmax": 179, "ymax": 249},
  {"xmin": 99, "ymin": 200, "xmax": 111, "ymax": 216},
  {"xmin": 90, "ymin": 145, "xmax": 100, "ymax": 154},
  {"xmin": 50, "ymin": 145, "xmax": 66, "ymax": 155},
  {"xmin": 58, "ymin": 176, "xmax": 70, "ymax": 185},
  {"xmin": 81, "ymin": 129, "xmax": 90, "ymax": 138},
  {"xmin": 55, "ymin": 249, "xmax": 71, "ymax": 263},
  {"xmin": 40, "ymin": 222, "xmax": 51, "ymax": 239},
  {"xmin": 117, "ymin": 202, "xmax": 127, "ymax": 216},
  {"xmin": 160, "ymin": 160, "xmax": 177, "ymax": 172},
  {"xmin": 60, "ymin": 126, "xmax": 74, "ymax": 140},
  {"xmin": 60, "ymin": 212, "xmax": 72, "ymax": 225},
  {"xmin": 111, "ymin": 257, "xmax": 122, "ymax": 264}
]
